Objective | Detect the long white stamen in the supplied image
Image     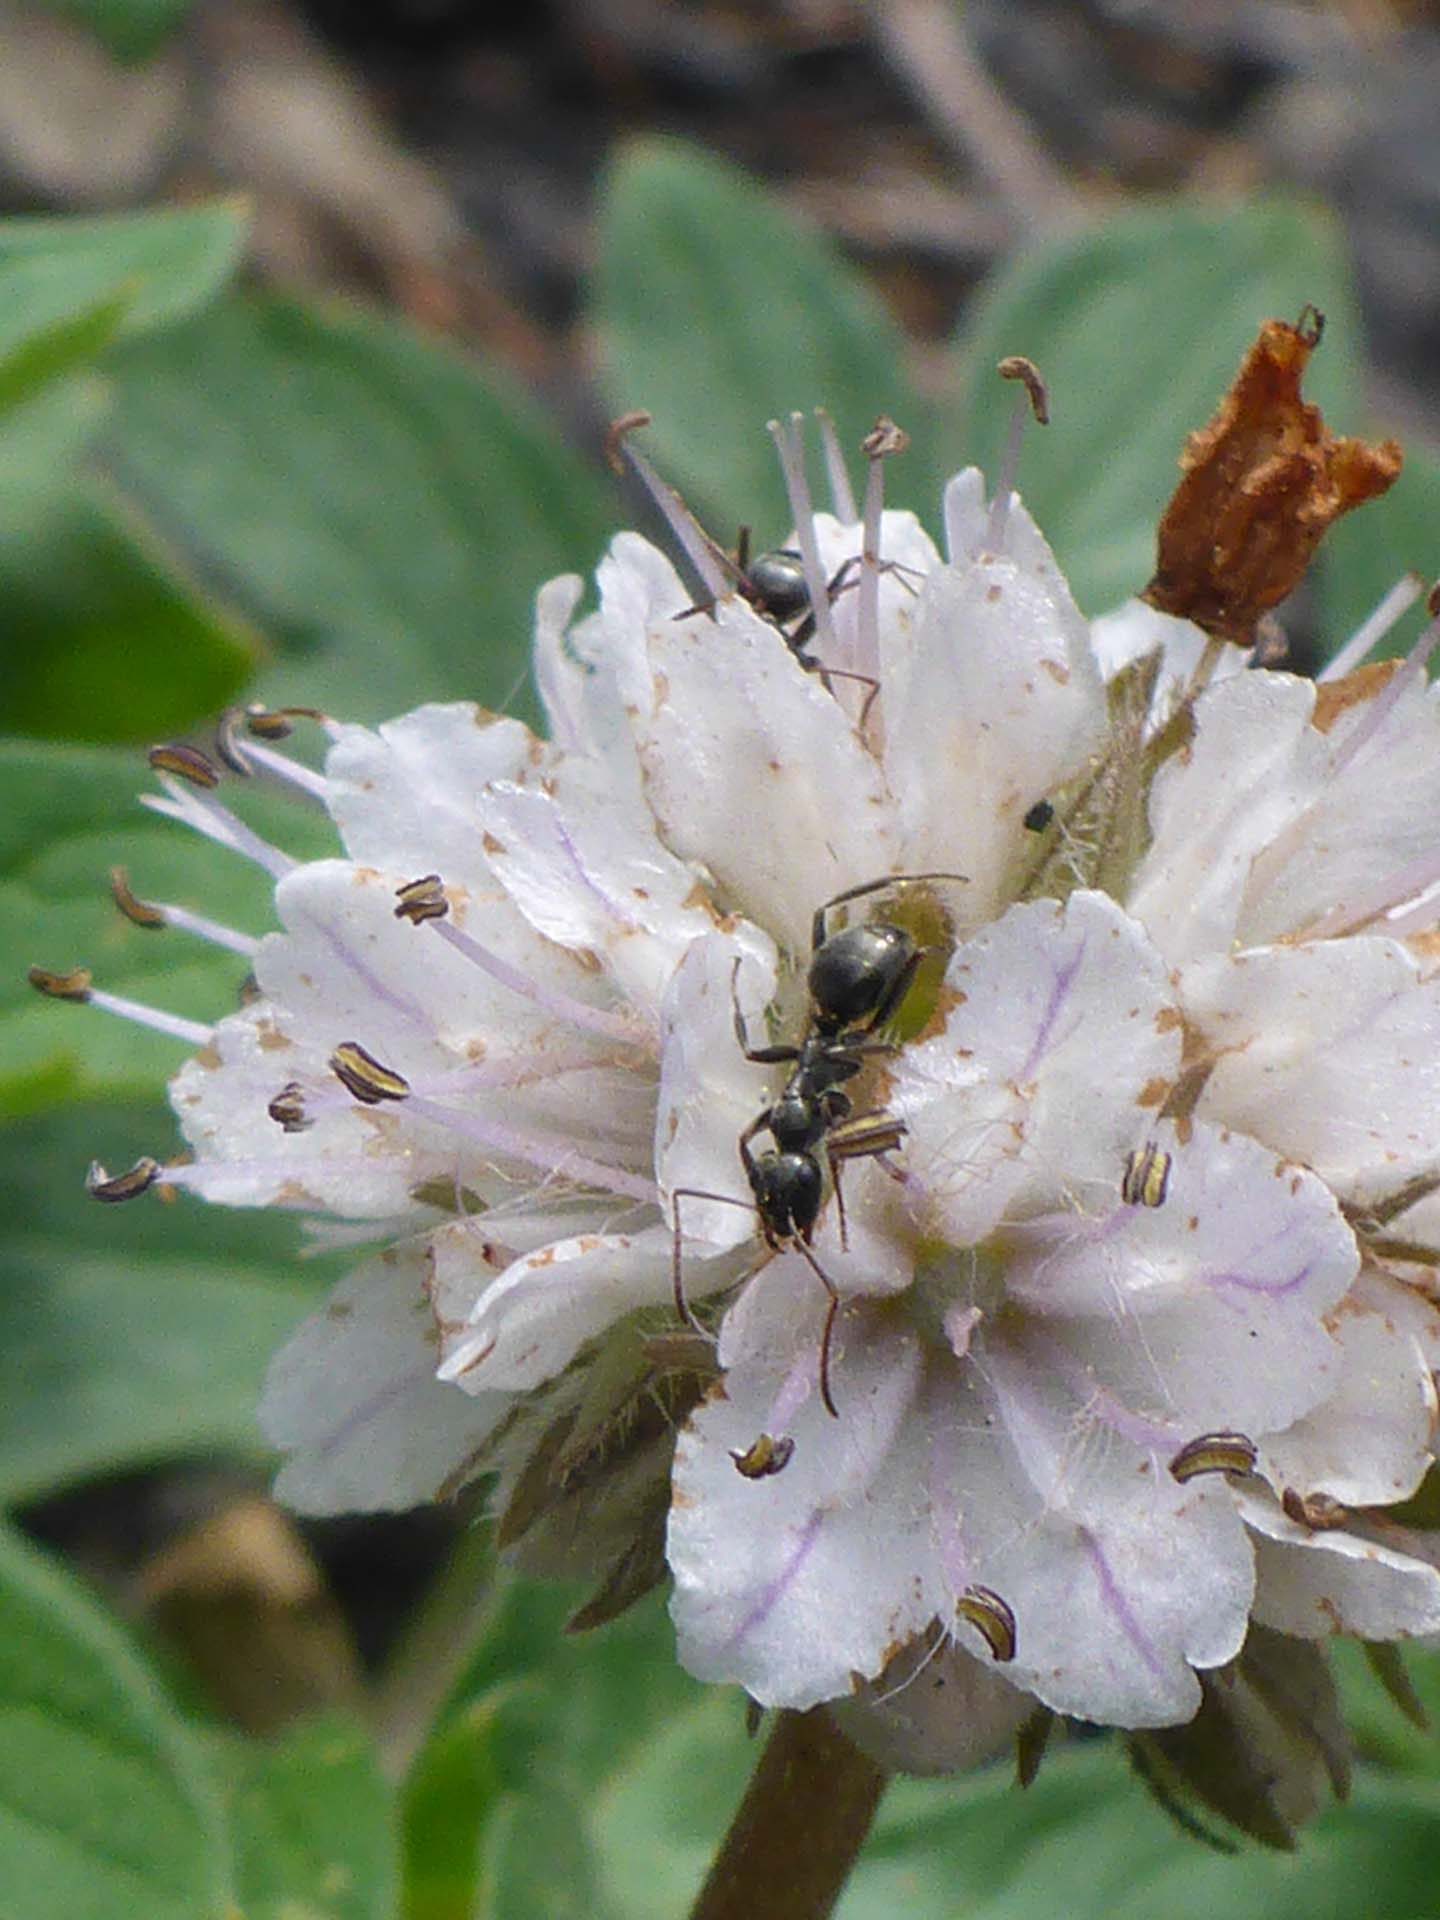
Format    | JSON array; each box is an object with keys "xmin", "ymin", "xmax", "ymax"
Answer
[
  {"xmin": 160, "ymin": 905, "xmax": 260, "ymax": 956},
  {"xmin": 768, "ymin": 414, "xmax": 838, "ymax": 661},
  {"xmin": 611, "ymin": 428, "xmax": 729, "ymax": 602},
  {"xmin": 856, "ymin": 442, "xmax": 887, "ymax": 689},
  {"xmin": 88, "ymin": 988, "xmax": 214, "ymax": 1046},
  {"xmin": 1299, "ymin": 844, "xmax": 1440, "ymax": 942},
  {"xmin": 142, "ymin": 776, "xmax": 296, "ymax": 879},
  {"xmin": 231, "ymin": 736, "xmax": 329, "ymax": 802},
  {"xmin": 403, "ymin": 1094, "xmax": 658, "ymax": 1205},
  {"xmin": 1317, "ymin": 573, "xmax": 1426, "ymax": 683},
  {"xmin": 428, "ymin": 917, "xmax": 646, "ymax": 1046},
  {"xmin": 983, "ymin": 395, "xmax": 1028, "ymax": 554},
  {"xmin": 814, "ymin": 408, "xmax": 858, "ymax": 522}
]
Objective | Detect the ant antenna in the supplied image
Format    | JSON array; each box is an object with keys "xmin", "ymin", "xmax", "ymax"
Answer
[{"xmin": 986, "ymin": 357, "xmax": 1050, "ymax": 554}]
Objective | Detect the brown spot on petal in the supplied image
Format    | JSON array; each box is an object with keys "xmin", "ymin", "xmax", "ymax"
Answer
[
  {"xmin": 1039, "ymin": 658, "xmax": 1070, "ymax": 685},
  {"xmin": 1136, "ymin": 1076, "xmax": 1170, "ymax": 1110},
  {"xmin": 1155, "ymin": 1006, "xmax": 1184, "ymax": 1033},
  {"xmin": 1143, "ymin": 313, "xmax": 1403, "ymax": 644},
  {"xmin": 1311, "ymin": 659, "xmax": 1401, "ymax": 733}
]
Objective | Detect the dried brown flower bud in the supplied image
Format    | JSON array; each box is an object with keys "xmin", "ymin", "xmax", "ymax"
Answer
[{"xmin": 1143, "ymin": 310, "xmax": 1402, "ymax": 644}]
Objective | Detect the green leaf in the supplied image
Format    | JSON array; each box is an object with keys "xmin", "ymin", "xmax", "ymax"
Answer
[
  {"xmin": 0, "ymin": 1101, "xmax": 323, "ymax": 1503},
  {"xmin": 401, "ymin": 1703, "xmax": 502, "ymax": 1920},
  {"xmin": 35, "ymin": 0, "xmax": 198, "ymax": 62},
  {"xmin": 0, "ymin": 736, "xmax": 333, "ymax": 1113},
  {"xmin": 0, "ymin": 287, "xmax": 128, "ymax": 418},
  {"xmin": 225, "ymin": 1716, "xmax": 400, "ymax": 1920},
  {"xmin": 595, "ymin": 137, "xmax": 941, "ymax": 542},
  {"xmin": 102, "ymin": 294, "xmax": 615, "ymax": 725},
  {"xmin": 0, "ymin": 1519, "xmax": 232, "ymax": 1919},
  {"xmin": 0, "ymin": 483, "xmax": 260, "ymax": 744},
  {"xmin": 952, "ymin": 200, "xmax": 1363, "ymax": 616},
  {"xmin": 1315, "ymin": 439, "xmax": 1440, "ymax": 669},
  {"xmin": 0, "ymin": 201, "xmax": 246, "ymax": 338}
]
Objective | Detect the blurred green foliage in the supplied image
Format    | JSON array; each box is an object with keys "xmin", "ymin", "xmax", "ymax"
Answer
[{"xmin": 3, "ymin": 147, "xmax": 1439, "ymax": 1919}]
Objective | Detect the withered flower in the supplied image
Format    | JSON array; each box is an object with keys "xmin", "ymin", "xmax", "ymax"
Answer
[{"xmin": 1143, "ymin": 309, "xmax": 1402, "ymax": 643}]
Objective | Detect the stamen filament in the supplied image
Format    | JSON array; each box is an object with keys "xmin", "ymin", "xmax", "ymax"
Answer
[
  {"xmin": 427, "ymin": 916, "xmax": 647, "ymax": 1045},
  {"xmin": 767, "ymin": 414, "xmax": 838, "ymax": 662},
  {"xmin": 403, "ymin": 1092, "xmax": 659, "ymax": 1206},
  {"xmin": 606, "ymin": 412, "xmax": 730, "ymax": 602},
  {"xmin": 1317, "ymin": 573, "xmax": 1426, "ymax": 682},
  {"xmin": 814, "ymin": 408, "xmax": 858, "ymax": 522},
  {"xmin": 142, "ymin": 777, "xmax": 297, "ymax": 880},
  {"xmin": 87, "ymin": 988, "xmax": 215, "ymax": 1046}
]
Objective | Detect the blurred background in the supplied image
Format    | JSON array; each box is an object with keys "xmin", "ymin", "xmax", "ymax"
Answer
[{"xmin": 4, "ymin": 4, "xmax": 1440, "ymax": 1915}]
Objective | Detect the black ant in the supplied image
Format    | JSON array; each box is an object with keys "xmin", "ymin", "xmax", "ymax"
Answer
[{"xmin": 670, "ymin": 871, "xmax": 965, "ymax": 1425}]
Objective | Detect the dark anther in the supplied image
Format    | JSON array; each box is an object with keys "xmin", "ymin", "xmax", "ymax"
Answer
[
  {"xmin": 394, "ymin": 875, "xmax": 450, "ymax": 925},
  {"xmin": 28, "ymin": 964, "xmax": 93, "ymax": 1001},
  {"xmin": 147, "ymin": 743, "xmax": 221, "ymax": 789},
  {"xmin": 997, "ymin": 356, "xmax": 1050, "ymax": 427},
  {"xmin": 110, "ymin": 868, "xmax": 167, "ymax": 929},
  {"xmin": 87, "ymin": 1155, "xmax": 162, "ymax": 1202},
  {"xmin": 330, "ymin": 1040, "xmax": 412, "ymax": 1104}
]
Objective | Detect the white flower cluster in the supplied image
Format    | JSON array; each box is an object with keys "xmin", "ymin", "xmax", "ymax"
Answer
[{"xmin": 61, "ymin": 405, "xmax": 1440, "ymax": 1768}]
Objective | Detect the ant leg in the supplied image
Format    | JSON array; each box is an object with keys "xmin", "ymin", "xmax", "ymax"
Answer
[
  {"xmin": 868, "ymin": 943, "xmax": 926, "ymax": 1032},
  {"xmin": 730, "ymin": 957, "xmax": 798, "ymax": 1065},
  {"xmin": 670, "ymin": 1186, "xmax": 751, "ymax": 1337},
  {"xmin": 794, "ymin": 1240, "xmax": 842, "ymax": 1418}
]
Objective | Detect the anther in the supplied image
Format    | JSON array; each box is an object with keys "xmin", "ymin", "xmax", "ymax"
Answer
[
  {"xmin": 1429, "ymin": 580, "xmax": 1440, "ymax": 621},
  {"xmin": 330, "ymin": 1041, "xmax": 411, "ymax": 1105},
  {"xmin": 1282, "ymin": 1487, "xmax": 1349, "ymax": 1531},
  {"xmin": 267, "ymin": 1082, "xmax": 312, "ymax": 1132},
  {"xmin": 213, "ymin": 708, "xmax": 255, "ymax": 776},
  {"xmin": 605, "ymin": 409, "xmax": 653, "ymax": 476},
  {"xmin": 28, "ymin": 965, "xmax": 93, "ymax": 1001},
  {"xmin": 861, "ymin": 416, "xmax": 911, "ymax": 462},
  {"xmin": 238, "ymin": 973, "xmax": 263, "ymax": 1006},
  {"xmin": 110, "ymin": 868, "xmax": 168, "ymax": 930},
  {"xmin": 997, "ymin": 355, "xmax": 1051, "ymax": 427},
  {"xmin": 147, "ymin": 743, "xmax": 221, "ymax": 789},
  {"xmin": 1121, "ymin": 1142, "xmax": 1172, "ymax": 1209},
  {"xmin": 1168, "ymin": 1431, "xmax": 1257, "ymax": 1484},
  {"xmin": 245, "ymin": 703, "xmax": 326, "ymax": 740},
  {"xmin": 730, "ymin": 1432, "xmax": 795, "ymax": 1480},
  {"xmin": 87, "ymin": 1155, "xmax": 162, "ymax": 1202},
  {"xmin": 395, "ymin": 874, "xmax": 450, "ymax": 925},
  {"xmin": 957, "ymin": 1585, "xmax": 1018, "ymax": 1663},
  {"xmin": 1295, "ymin": 303, "xmax": 1324, "ymax": 349}
]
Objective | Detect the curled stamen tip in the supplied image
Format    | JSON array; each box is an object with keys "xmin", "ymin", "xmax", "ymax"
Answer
[
  {"xmin": 1282, "ymin": 1486, "xmax": 1350, "ymax": 1530},
  {"xmin": 213, "ymin": 708, "xmax": 254, "ymax": 776},
  {"xmin": 28, "ymin": 964, "xmax": 93, "ymax": 1001},
  {"xmin": 1169, "ymin": 1430, "xmax": 1257, "ymax": 1484},
  {"xmin": 110, "ymin": 867, "xmax": 167, "ymax": 930},
  {"xmin": 997, "ymin": 356, "xmax": 1050, "ymax": 426},
  {"xmin": 87, "ymin": 1155, "xmax": 162, "ymax": 1202},
  {"xmin": 862, "ymin": 416, "xmax": 910, "ymax": 460},
  {"xmin": 394, "ymin": 874, "xmax": 450, "ymax": 925},
  {"xmin": 730, "ymin": 1432, "xmax": 795, "ymax": 1479},
  {"xmin": 604, "ymin": 410, "xmax": 653, "ymax": 474},
  {"xmin": 267, "ymin": 1081, "xmax": 313, "ymax": 1132},
  {"xmin": 330, "ymin": 1040, "xmax": 411, "ymax": 1104},
  {"xmin": 957, "ymin": 1584, "xmax": 1017, "ymax": 1662},
  {"xmin": 1428, "ymin": 580, "xmax": 1440, "ymax": 620},
  {"xmin": 148, "ymin": 742, "xmax": 221, "ymax": 789}
]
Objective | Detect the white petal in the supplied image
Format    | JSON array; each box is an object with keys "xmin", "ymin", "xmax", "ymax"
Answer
[
  {"xmin": 1258, "ymin": 1266, "xmax": 1440, "ymax": 1506},
  {"xmin": 1241, "ymin": 666, "xmax": 1440, "ymax": 944},
  {"xmin": 1242, "ymin": 1492, "xmax": 1440, "ymax": 1640},
  {"xmin": 1128, "ymin": 672, "xmax": 1326, "ymax": 966},
  {"xmin": 882, "ymin": 513, "xmax": 1106, "ymax": 917},
  {"xmin": 810, "ymin": 508, "xmax": 941, "ymax": 681},
  {"xmin": 655, "ymin": 927, "xmax": 783, "ymax": 1254},
  {"xmin": 325, "ymin": 704, "xmax": 541, "ymax": 884},
  {"xmin": 433, "ymin": 1223, "xmax": 734, "ymax": 1394},
  {"xmin": 1005, "ymin": 1120, "xmax": 1358, "ymax": 1438},
  {"xmin": 532, "ymin": 574, "xmax": 587, "ymax": 750},
  {"xmin": 836, "ymin": 1642, "xmax": 1032, "ymax": 1777},
  {"xmin": 261, "ymin": 1243, "xmax": 503, "ymax": 1515},
  {"xmin": 1089, "ymin": 599, "xmax": 1245, "ymax": 724},
  {"xmin": 936, "ymin": 1338, "xmax": 1254, "ymax": 1727},
  {"xmin": 669, "ymin": 1314, "xmax": 937, "ymax": 1708},
  {"xmin": 1185, "ymin": 935, "xmax": 1440, "ymax": 1203},
  {"xmin": 892, "ymin": 891, "xmax": 1181, "ymax": 1244},
  {"xmin": 632, "ymin": 593, "xmax": 899, "ymax": 956}
]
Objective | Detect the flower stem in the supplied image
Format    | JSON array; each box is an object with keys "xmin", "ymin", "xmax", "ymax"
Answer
[{"xmin": 689, "ymin": 1708, "xmax": 889, "ymax": 1920}]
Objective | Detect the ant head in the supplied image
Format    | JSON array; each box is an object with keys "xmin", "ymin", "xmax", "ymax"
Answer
[
  {"xmin": 751, "ymin": 1149, "xmax": 824, "ymax": 1244},
  {"xmin": 744, "ymin": 546, "xmax": 810, "ymax": 625}
]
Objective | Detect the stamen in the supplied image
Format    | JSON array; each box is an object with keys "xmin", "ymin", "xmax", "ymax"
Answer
[
  {"xmin": 1299, "ymin": 843, "xmax": 1440, "ymax": 942},
  {"xmin": 87, "ymin": 1156, "xmax": 162, "ymax": 1202},
  {"xmin": 244, "ymin": 703, "xmax": 330, "ymax": 740},
  {"xmin": 856, "ymin": 416, "xmax": 910, "ymax": 690},
  {"xmin": 814, "ymin": 408, "xmax": 858, "ymax": 522},
  {"xmin": 1317, "ymin": 574, "xmax": 1425, "ymax": 683},
  {"xmin": 985, "ymin": 354, "xmax": 1050, "ymax": 554},
  {"xmin": 30, "ymin": 964, "xmax": 213, "ymax": 1043},
  {"xmin": 1327, "ymin": 614, "xmax": 1440, "ymax": 782},
  {"xmin": 956, "ymin": 1584, "xmax": 1017, "ymax": 1662},
  {"xmin": 330, "ymin": 1041, "xmax": 412, "ymax": 1105},
  {"xmin": 1168, "ymin": 1431, "xmax": 1257, "ymax": 1483},
  {"xmin": 214, "ymin": 710, "xmax": 329, "ymax": 801},
  {"xmin": 268, "ymin": 1082, "xmax": 312, "ymax": 1132},
  {"xmin": 730, "ymin": 1432, "xmax": 795, "ymax": 1479},
  {"xmin": 394, "ymin": 874, "xmax": 451, "ymax": 925},
  {"xmin": 28, "ymin": 965, "xmax": 93, "ymax": 1001},
  {"xmin": 605, "ymin": 411, "xmax": 730, "ymax": 603},
  {"xmin": 403, "ymin": 1092, "xmax": 659, "ymax": 1206},
  {"xmin": 767, "ymin": 413, "xmax": 838, "ymax": 662},
  {"xmin": 110, "ymin": 867, "xmax": 259, "ymax": 956},
  {"xmin": 142, "ymin": 777, "xmax": 297, "ymax": 880},
  {"xmin": 148, "ymin": 742, "xmax": 220, "ymax": 788},
  {"xmin": 1121, "ymin": 1142, "xmax": 1172, "ymax": 1208},
  {"xmin": 415, "ymin": 897, "xmax": 647, "ymax": 1046}
]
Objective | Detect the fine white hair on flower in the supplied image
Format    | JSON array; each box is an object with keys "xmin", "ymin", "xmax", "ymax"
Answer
[{"xmin": 37, "ymin": 380, "xmax": 1440, "ymax": 1767}]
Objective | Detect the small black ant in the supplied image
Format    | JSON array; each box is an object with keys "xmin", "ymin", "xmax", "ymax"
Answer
[{"xmin": 670, "ymin": 870, "xmax": 965, "ymax": 1424}]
